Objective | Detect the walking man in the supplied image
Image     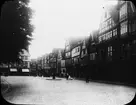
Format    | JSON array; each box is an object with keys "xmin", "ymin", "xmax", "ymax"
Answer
[{"xmin": 66, "ymin": 73, "xmax": 69, "ymax": 80}]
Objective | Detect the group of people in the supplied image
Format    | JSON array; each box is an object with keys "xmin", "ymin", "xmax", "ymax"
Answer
[
  {"xmin": 65, "ymin": 73, "xmax": 73, "ymax": 80},
  {"xmin": 51, "ymin": 72, "xmax": 89, "ymax": 83},
  {"xmin": 65, "ymin": 73, "xmax": 69, "ymax": 80},
  {"xmin": 51, "ymin": 72, "xmax": 72, "ymax": 80},
  {"xmin": 66, "ymin": 73, "xmax": 90, "ymax": 83}
]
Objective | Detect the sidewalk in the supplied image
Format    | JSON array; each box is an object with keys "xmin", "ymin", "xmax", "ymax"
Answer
[{"xmin": 74, "ymin": 77, "xmax": 136, "ymax": 88}]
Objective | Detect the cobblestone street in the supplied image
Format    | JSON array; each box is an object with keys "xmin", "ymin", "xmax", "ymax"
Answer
[{"xmin": 1, "ymin": 76, "xmax": 136, "ymax": 105}]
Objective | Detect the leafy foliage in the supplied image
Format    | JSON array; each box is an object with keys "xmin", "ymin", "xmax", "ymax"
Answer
[{"xmin": 0, "ymin": 0, "xmax": 34, "ymax": 63}]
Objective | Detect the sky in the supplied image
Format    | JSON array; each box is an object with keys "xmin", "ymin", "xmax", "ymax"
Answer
[{"xmin": 28, "ymin": 0, "xmax": 118, "ymax": 59}]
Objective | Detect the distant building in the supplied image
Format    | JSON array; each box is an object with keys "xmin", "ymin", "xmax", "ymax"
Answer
[
  {"xmin": 80, "ymin": 36, "xmax": 90, "ymax": 78},
  {"xmin": 60, "ymin": 60, "xmax": 66, "ymax": 77},
  {"xmin": 95, "ymin": 1, "xmax": 136, "ymax": 82},
  {"xmin": 48, "ymin": 48, "xmax": 61, "ymax": 74},
  {"xmin": 57, "ymin": 49, "xmax": 66, "ymax": 77},
  {"xmin": 42, "ymin": 54, "xmax": 50, "ymax": 70},
  {"xmin": 19, "ymin": 49, "xmax": 30, "ymax": 68},
  {"xmin": 30, "ymin": 59, "xmax": 37, "ymax": 76},
  {"xmin": 98, "ymin": 1, "xmax": 119, "ymax": 62},
  {"xmin": 98, "ymin": 1, "xmax": 136, "ymax": 62},
  {"xmin": 65, "ymin": 36, "xmax": 84, "ymax": 77},
  {"xmin": 64, "ymin": 39, "xmax": 72, "ymax": 76}
]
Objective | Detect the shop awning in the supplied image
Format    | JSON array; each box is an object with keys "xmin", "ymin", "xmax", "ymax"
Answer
[
  {"xmin": 10, "ymin": 68, "xmax": 17, "ymax": 72},
  {"xmin": 22, "ymin": 69, "xmax": 29, "ymax": 72}
]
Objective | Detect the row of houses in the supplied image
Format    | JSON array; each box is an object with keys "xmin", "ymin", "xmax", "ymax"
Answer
[
  {"xmin": 31, "ymin": 1, "xmax": 136, "ymax": 84},
  {"xmin": 30, "ymin": 48, "xmax": 66, "ymax": 76},
  {"xmin": 31, "ymin": 36, "xmax": 89, "ymax": 77}
]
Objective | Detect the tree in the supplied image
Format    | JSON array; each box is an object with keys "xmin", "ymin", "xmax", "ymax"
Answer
[{"xmin": 0, "ymin": 0, "xmax": 34, "ymax": 64}]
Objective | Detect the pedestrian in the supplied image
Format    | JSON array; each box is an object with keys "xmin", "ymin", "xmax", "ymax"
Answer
[
  {"xmin": 66, "ymin": 73, "xmax": 69, "ymax": 80},
  {"xmin": 52, "ymin": 73, "xmax": 55, "ymax": 79},
  {"xmin": 86, "ymin": 74, "xmax": 89, "ymax": 83},
  {"xmin": 68, "ymin": 75, "xmax": 73, "ymax": 80}
]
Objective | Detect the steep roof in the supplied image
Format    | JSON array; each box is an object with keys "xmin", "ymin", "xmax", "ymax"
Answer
[{"xmin": 100, "ymin": 2, "xmax": 119, "ymax": 24}]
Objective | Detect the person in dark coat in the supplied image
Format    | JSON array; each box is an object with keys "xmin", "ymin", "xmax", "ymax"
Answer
[
  {"xmin": 52, "ymin": 73, "xmax": 56, "ymax": 79},
  {"xmin": 66, "ymin": 73, "xmax": 69, "ymax": 80}
]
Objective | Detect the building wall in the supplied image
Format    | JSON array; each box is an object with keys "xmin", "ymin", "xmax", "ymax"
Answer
[{"xmin": 71, "ymin": 46, "xmax": 81, "ymax": 58}]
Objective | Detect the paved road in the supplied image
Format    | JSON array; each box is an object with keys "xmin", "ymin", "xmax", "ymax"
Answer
[{"xmin": 1, "ymin": 76, "xmax": 136, "ymax": 105}]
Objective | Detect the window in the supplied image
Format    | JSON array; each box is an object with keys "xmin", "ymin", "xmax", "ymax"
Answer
[
  {"xmin": 120, "ymin": 21, "xmax": 128, "ymax": 35},
  {"xmin": 120, "ymin": 3, "xmax": 127, "ymax": 21},
  {"xmin": 107, "ymin": 19, "xmax": 111, "ymax": 29},
  {"xmin": 113, "ymin": 28, "xmax": 117, "ymax": 37},
  {"xmin": 68, "ymin": 52, "xmax": 70, "ymax": 57},
  {"xmin": 120, "ymin": 43, "xmax": 131, "ymax": 59},
  {"xmin": 111, "ymin": 19, "xmax": 115, "ymax": 27},
  {"xmin": 83, "ymin": 49, "xmax": 86, "ymax": 55},
  {"xmin": 78, "ymin": 47, "xmax": 80, "ymax": 52},
  {"xmin": 74, "ymin": 48, "xmax": 76, "ymax": 53},
  {"xmin": 132, "ymin": 20, "xmax": 136, "ymax": 32},
  {"xmin": 66, "ymin": 52, "xmax": 70, "ymax": 58},
  {"xmin": 73, "ymin": 49, "xmax": 75, "ymax": 54},
  {"xmin": 75, "ymin": 47, "xmax": 79, "ymax": 53},
  {"xmin": 103, "ymin": 18, "xmax": 113, "ymax": 31},
  {"xmin": 109, "ymin": 31, "xmax": 112, "ymax": 39},
  {"xmin": 101, "ymin": 34, "xmax": 103, "ymax": 40},
  {"xmin": 108, "ymin": 46, "xmax": 112, "ymax": 57},
  {"xmin": 105, "ymin": 33, "xmax": 108, "ymax": 40},
  {"xmin": 90, "ymin": 53, "xmax": 95, "ymax": 60},
  {"xmin": 107, "ymin": 32, "xmax": 110, "ymax": 40},
  {"xmin": 101, "ymin": 35, "xmax": 103, "ymax": 41},
  {"xmin": 103, "ymin": 34, "xmax": 105, "ymax": 41},
  {"xmin": 99, "ymin": 36, "xmax": 102, "ymax": 43}
]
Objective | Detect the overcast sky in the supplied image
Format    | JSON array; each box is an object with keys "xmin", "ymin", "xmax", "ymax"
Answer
[{"xmin": 28, "ymin": 0, "xmax": 118, "ymax": 59}]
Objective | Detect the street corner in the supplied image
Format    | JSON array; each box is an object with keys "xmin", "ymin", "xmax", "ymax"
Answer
[{"xmin": 1, "ymin": 78, "xmax": 10, "ymax": 94}]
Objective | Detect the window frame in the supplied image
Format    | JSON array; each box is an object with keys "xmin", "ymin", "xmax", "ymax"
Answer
[
  {"xmin": 90, "ymin": 53, "xmax": 95, "ymax": 60},
  {"xmin": 108, "ymin": 46, "xmax": 112, "ymax": 57},
  {"xmin": 120, "ymin": 20, "xmax": 128, "ymax": 35}
]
